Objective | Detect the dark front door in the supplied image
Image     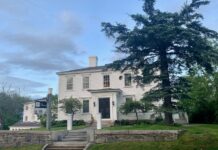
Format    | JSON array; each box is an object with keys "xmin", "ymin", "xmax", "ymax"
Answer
[{"xmin": 99, "ymin": 98, "xmax": 110, "ymax": 119}]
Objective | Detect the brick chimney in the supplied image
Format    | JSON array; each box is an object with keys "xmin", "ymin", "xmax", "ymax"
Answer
[{"xmin": 89, "ymin": 56, "xmax": 98, "ymax": 67}]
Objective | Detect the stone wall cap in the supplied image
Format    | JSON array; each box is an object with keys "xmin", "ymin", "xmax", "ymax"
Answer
[{"xmin": 96, "ymin": 130, "xmax": 180, "ymax": 135}]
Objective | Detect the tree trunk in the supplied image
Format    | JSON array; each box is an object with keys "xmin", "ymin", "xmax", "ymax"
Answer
[
  {"xmin": 135, "ymin": 109, "xmax": 139, "ymax": 121},
  {"xmin": 159, "ymin": 49, "xmax": 174, "ymax": 124}
]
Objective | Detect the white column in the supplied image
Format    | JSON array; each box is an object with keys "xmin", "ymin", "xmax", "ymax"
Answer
[
  {"xmin": 97, "ymin": 113, "xmax": 102, "ymax": 130},
  {"xmin": 67, "ymin": 114, "xmax": 72, "ymax": 131}
]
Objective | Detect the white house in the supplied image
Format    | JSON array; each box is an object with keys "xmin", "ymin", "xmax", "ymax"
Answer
[
  {"xmin": 57, "ymin": 56, "xmax": 188, "ymax": 124},
  {"xmin": 23, "ymin": 98, "xmax": 47, "ymax": 122},
  {"xmin": 10, "ymin": 98, "xmax": 47, "ymax": 131}
]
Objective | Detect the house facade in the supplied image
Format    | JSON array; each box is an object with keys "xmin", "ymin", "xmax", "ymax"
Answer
[
  {"xmin": 57, "ymin": 56, "xmax": 187, "ymax": 123},
  {"xmin": 10, "ymin": 98, "xmax": 47, "ymax": 131},
  {"xmin": 23, "ymin": 98, "xmax": 47, "ymax": 122}
]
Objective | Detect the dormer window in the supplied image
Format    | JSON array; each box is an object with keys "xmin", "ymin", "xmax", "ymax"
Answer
[
  {"xmin": 103, "ymin": 75, "xmax": 110, "ymax": 88},
  {"xmin": 66, "ymin": 77, "xmax": 73, "ymax": 90},
  {"xmin": 83, "ymin": 76, "xmax": 90, "ymax": 89}
]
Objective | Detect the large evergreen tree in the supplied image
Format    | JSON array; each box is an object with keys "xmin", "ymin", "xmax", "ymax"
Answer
[{"xmin": 102, "ymin": 0, "xmax": 218, "ymax": 124}]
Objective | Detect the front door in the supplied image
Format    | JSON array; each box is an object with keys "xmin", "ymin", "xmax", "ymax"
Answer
[{"xmin": 99, "ymin": 98, "xmax": 110, "ymax": 119}]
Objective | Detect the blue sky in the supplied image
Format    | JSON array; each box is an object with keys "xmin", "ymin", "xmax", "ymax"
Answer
[{"xmin": 0, "ymin": 0, "xmax": 217, "ymax": 98}]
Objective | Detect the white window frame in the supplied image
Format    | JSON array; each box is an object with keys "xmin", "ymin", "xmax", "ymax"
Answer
[
  {"xmin": 103, "ymin": 75, "xmax": 110, "ymax": 88},
  {"xmin": 66, "ymin": 77, "xmax": 73, "ymax": 90},
  {"xmin": 124, "ymin": 73, "xmax": 132, "ymax": 87},
  {"xmin": 83, "ymin": 76, "xmax": 90, "ymax": 89}
]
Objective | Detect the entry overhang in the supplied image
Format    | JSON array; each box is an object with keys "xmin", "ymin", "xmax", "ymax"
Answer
[{"xmin": 87, "ymin": 88, "xmax": 122, "ymax": 93}]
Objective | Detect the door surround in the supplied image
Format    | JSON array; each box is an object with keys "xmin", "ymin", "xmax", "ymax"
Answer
[{"xmin": 98, "ymin": 97, "xmax": 110, "ymax": 119}]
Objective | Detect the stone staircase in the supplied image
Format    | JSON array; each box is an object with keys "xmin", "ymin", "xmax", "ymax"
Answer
[{"xmin": 44, "ymin": 131, "xmax": 89, "ymax": 150}]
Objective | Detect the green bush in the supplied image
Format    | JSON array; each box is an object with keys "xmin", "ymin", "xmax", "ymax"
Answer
[
  {"xmin": 40, "ymin": 118, "xmax": 85, "ymax": 127},
  {"xmin": 114, "ymin": 120, "xmax": 152, "ymax": 126}
]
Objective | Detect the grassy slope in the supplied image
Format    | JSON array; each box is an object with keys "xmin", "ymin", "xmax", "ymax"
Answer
[
  {"xmin": 103, "ymin": 124, "xmax": 182, "ymax": 130},
  {"xmin": 90, "ymin": 124, "xmax": 218, "ymax": 150}
]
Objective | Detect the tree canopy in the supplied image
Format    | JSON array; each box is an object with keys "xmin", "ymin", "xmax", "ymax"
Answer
[
  {"xmin": 59, "ymin": 97, "xmax": 82, "ymax": 118},
  {"xmin": 102, "ymin": 0, "xmax": 218, "ymax": 124},
  {"xmin": 0, "ymin": 92, "xmax": 30, "ymax": 129},
  {"xmin": 180, "ymin": 73, "xmax": 218, "ymax": 123}
]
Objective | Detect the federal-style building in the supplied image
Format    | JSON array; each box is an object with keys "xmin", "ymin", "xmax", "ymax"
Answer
[{"xmin": 57, "ymin": 56, "xmax": 188, "ymax": 124}]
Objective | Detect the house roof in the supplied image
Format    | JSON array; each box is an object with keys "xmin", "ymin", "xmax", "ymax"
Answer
[
  {"xmin": 34, "ymin": 97, "xmax": 47, "ymax": 102},
  {"xmin": 24, "ymin": 97, "xmax": 47, "ymax": 104},
  {"xmin": 10, "ymin": 122, "xmax": 40, "ymax": 127},
  {"xmin": 56, "ymin": 65, "xmax": 107, "ymax": 75},
  {"xmin": 88, "ymin": 88, "xmax": 122, "ymax": 93}
]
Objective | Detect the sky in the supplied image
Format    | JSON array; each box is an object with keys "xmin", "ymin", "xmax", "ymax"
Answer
[{"xmin": 0, "ymin": 0, "xmax": 217, "ymax": 98}]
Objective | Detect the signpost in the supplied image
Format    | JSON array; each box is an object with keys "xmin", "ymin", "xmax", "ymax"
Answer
[{"xmin": 46, "ymin": 88, "xmax": 52, "ymax": 131}]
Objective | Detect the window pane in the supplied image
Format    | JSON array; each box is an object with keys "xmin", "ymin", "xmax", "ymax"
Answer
[
  {"xmin": 126, "ymin": 97, "xmax": 133, "ymax": 103},
  {"xmin": 124, "ymin": 74, "xmax": 132, "ymax": 86},
  {"xmin": 83, "ymin": 77, "xmax": 89, "ymax": 89},
  {"xmin": 103, "ymin": 75, "xmax": 110, "ymax": 87},
  {"xmin": 67, "ymin": 78, "xmax": 73, "ymax": 90},
  {"xmin": 83, "ymin": 100, "xmax": 89, "ymax": 113}
]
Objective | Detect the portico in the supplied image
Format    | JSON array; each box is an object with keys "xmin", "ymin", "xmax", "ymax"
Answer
[{"xmin": 88, "ymin": 88, "xmax": 122, "ymax": 121}]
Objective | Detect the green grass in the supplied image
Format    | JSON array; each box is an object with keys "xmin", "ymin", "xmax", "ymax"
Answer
[
  {"xmin": 0, "ymin": 145, "xmax": 43, "ymax": 150},
  {"xmin": 103, "ymin": 124, "xmax": 182, "ymax": 130},
  {"xmin": 31, "ymin": 125, "xmax": 87, "ymax": 131},
  {"xmin": 90, "ymin": 124, "xmax": 218, "ymax": 150}
]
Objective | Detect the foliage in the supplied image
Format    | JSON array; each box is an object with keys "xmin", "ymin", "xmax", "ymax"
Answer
[
  {"xmin": 102, "ymin": 0, "xmax": 218, "ymax": 124},
  {"xmin": 0, "ymin": 92, "xmax": 30, "ymax": 130},
  {"xmin": 51, "ymin": 94, "xmax": 58, "ymax": 120},
  {"xmin": 179, "ymin": 73, "xmax": 218, "ymax": 123},
  {"xmin": 39, "ymin": 114, "xmax": 46, "ymax": 127},
  {"xmin": 120, "ymin": 100, "xmax": 153, "ymax": 121},
  {"xmin": 38, "ymin": 94, "xmax": 58, "ymax": 127},
  {"xmin": 114, "ymin": 120, "xmax": 152, "ymax": 126},
  {"xmin": 59, "ymin": 97, "xmax": 82, "ymax": 115},
  {"xmin": 59, "ymin": 97, "xmax": 82, "ymax": 126},
  {"xmin": 40, "ymin": 118, "xmax": 85, "ymax": 128}
]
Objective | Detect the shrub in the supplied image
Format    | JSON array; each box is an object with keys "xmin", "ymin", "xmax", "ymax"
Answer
[
  {"xmin": 114, "ymin": 120, "xmax": 152, "ymax": 126},
  {"xmin": 154, "ymin": 116, "xmax": 164, "ymax": 123},
  {"xmin": 40, "ymin": 119, "xmax": 85, "ymax": 127}
]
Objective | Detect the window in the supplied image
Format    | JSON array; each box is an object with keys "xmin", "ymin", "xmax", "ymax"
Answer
[
  {"xmin": 124, "ymin": 73, "xmax": 132, "ymax": 86},
  {"xmin": 125, "ymin": 97, "xmax": 133, "ymax": 103},
  {"xmin": 83, "ymin": 76, "xmax": 89, "ymax": 89},
  {"xmin": 66, "ymin": 77, "xmax": 73, "ymax": 90},
  {"xmin": 25, "ymin": 106, "xmax": 28, "ymax": 110},
  {"xmin": 83, "ymin": 100, "xmax": 89, "ymax": 113},
  {"xmin": 35, "ymin": 102, "xmax": 40, "ymax": 107},
  {"xmin": 103, "ymin": 75, "xmax": 110, "ymax": 87}
]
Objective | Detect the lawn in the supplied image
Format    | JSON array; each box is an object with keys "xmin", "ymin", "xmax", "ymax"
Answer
[
  {"xmin": 0, "ymin": 145, "xmax": 43, "ymax": 150},
  {"xmin": 89, "ymin": 124, "xmax": 218, "ymax": 150},
  {"xmin": 103, "ymin": 123, "xmax": 182, "ymax": 130},
  {"xmin": 31, "ymin": 125, "xmax": 87, "ymax": 131}
]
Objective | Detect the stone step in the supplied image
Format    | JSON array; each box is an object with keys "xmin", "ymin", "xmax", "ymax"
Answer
[
  {"xmin": 64, "ymin": 135, "xmax": 87, "ymax": 138},
  {"xmin": 68, "ymin": 131, "xmax": 87, "ymax": 134},
  {"xmin": 52, "ymin": 141, "xmax": 87, "ymax": 147},
  {"xmin": 46, "ymin": 145, "xmax": 85, "ymax": 150},
  {"xmin": 62, "ymin": 137, "xmax": 87, "ymax": 141},
  {"xmin": 67, "ymin": 133, "xmax": 87, "ymax": 136}
]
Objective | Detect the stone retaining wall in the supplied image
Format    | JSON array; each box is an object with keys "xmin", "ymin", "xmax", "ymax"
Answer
[
  {"xmin": 94, "ymin": 130, "xmax": 183, "ymax": 143},
  {"xmin": 0, "ymin": 130, "xmax": 68, "ymax": 147}
]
